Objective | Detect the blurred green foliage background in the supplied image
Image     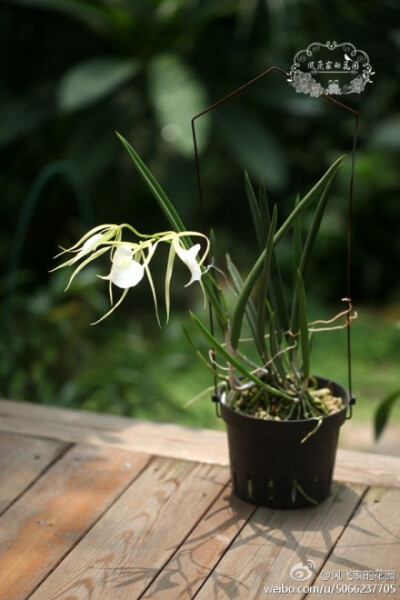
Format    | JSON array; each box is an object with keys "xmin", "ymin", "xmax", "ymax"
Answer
[{"xmin": 1, "ymin": 0, "xmax": 399, "ymax": 428}]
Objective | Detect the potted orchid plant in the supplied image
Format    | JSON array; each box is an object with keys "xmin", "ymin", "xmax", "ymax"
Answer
[{"xmin": 54, "ymin": 133, "xmax": 356, "ymax": 508}]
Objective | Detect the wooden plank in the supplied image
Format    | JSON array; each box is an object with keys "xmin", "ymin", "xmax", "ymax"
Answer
[
  {"xmin": 29, "ymin": 457, "xmax": 230, "ymax": 600},
  {"xmin": 0, "ymin": 432, "xmax": 68, "ymax": 514},
  {"xmin": 334, "ymin": 448, "xmax": 400, "ymax": 489},
  {"xmin": 311, "ymin": 486, "xmax": 400, "ymax": 599},
  {"xmin": 0, "ymin": 445, "xmax": 150, "ymax": 600},
  {"xmin": 1, "ymin": 399, "xmax": 400, "ymax": 489},
  {"xmin": 194, "ymin": 482, "xmax": 366, "ymax": 600},
  {"xmin": 143, "ymin": 485, "xmax": 255, "ymax": 599},
  {"xmin": 0, "ymin": 398, "xmax": 227, "ymax": 465}
]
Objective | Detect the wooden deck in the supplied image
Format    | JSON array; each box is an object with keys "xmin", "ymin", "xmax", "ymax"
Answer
[{"xmin": 1, "ymin": 398, "xmax": 399, "ymax": 599}]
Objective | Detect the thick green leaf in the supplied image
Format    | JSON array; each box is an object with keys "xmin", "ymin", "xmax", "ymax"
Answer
[
  {"xmin": 226, "ymin": 255, "xmax": 260, "ymax": 355},
  {"xmin": 258, "ymin": 179, "xmax": 270, "ymax": 246},
  {"xmin": 268, "ymin": 268, "xmax": 288, "ymax": 344},
  {"xmin": 230, "ymin": 155, "xmax": 345, "ymax": 349},
  {"xmin": 189, "ymin": 312, "xmax": 293, "ymax": 401},
  {"xmin": 117, "ymin": 133, "xmax": 187, "ymax": 233},
  {"xmin": 289, "ymin": 168, "xmax": 339, "ymax": 334},
  {"xmin": 245, "ymin": 172, "xmax": 264, "ymax": 252},
  {"xmin": 208, "ymin": 229, "xmax": 226, "ymax": 321},
  {"xmin": 58, "ymin": 57, "xmax": 139, "ymax": 112},
  {"xmin": 262, "ymin": 191, "xmax": 289, "ymax": 338},
  {"xmin": 148, "ymin": 54, "xmax": 210, "ymax": 156},
  {"xmin": 274, "ymin": 156, "xmax": 345, "ymax": 245},
  {"xmin": 374, "ymin": 390, "xmax": 400, "ymax": 440},
  {"xmin": 117, "ymin": 133, "xmax": 227, "ymax": 328},
  {"xmin": 296, "ymin": 270, "xmax": 310, "ymax": 380},
  {"xmin": 181, "ymin": 324, "xmax": 216, "ymax": 378},
  {"xmin": 255, "ymin": 205, "xmax": 277, "ymax": 357},
  {"xmin": 292, "ymin": 194, "xmax": 302, "ymax": 289},
  {"xmin": 268, "ymin": 312, "xmax": 287, "ymax": 380}
]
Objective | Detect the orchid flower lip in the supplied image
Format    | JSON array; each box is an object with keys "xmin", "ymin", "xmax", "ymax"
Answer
[
  {"xmin": 100, "ymin": 244, "xmax": 145, "ymax": 289},
  {"xmin": 172, "ymin": 238, "xmax": 203, "ymax": 286}
]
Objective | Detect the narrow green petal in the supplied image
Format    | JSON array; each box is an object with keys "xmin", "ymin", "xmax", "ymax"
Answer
[
  {"xmin": 54, "ymin": 224, "xmax": 117, "ymax": 256},
  {"xmin": 144, "ymin": 261, "xmax": 161, "ymax": 328},
  {"xmin": 164, "ymin": 243, "xmax": 176, "ymax": 323},
  {"xmin": 65, "ymin": 246, "xmax": 109, "ymax": 290},
  {"xmin": 91, "ymin": 288, "xmax": 128, "ymax": 325}
]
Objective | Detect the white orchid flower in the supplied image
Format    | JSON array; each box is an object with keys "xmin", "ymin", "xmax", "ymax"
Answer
[
  {"xmin": 54, "ymin": 223, "xmax": 210, "ymax": 325},
  {"xmin": 172, "ymin": 238, "xmax": 202, "ymax": 286},
  {"xmin": 91, "ymin": 244, "xmax": 146, "ymax": 325},
  {"xmin": 54, "ymin": 225, "xmax": 120, "ymax": 261},
  {"xmin": 74, "ymin": 233, "xmax": 104, "ymax": 262},
  {"xmin": 101, "ymin": 245, "xmax": 145, "ymax": 289}
]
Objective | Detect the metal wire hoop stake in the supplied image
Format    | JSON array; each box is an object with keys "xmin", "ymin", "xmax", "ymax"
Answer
[{"xmin": 191, "ymin": 66, "xmax": 359, "ymax": 414}]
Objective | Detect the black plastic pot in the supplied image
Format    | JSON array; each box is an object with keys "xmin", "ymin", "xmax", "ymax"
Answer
[{"xmin": 218, "ymin": 376, "xmax": 353, "ymax": 509}]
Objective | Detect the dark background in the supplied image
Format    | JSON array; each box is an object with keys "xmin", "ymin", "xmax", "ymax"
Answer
[{"xmin": 1, "ymin": 0, "xmax": 399, "ymax": 419}]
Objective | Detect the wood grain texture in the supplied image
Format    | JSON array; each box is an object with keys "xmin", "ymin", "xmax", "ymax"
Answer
[
  {"xmin": 29, "ymin": 457, "xmax": 230, "ymax": 600},
  {"xmin": 311, "ymin": 486, "xmax": 400, "ymax": 599},
  {"xmin": 0, "ymin": 398, "xmax": 227, "ymax": 465},
  {"xmin": 195, "ymin": 482, "xmax": 366, "ymax": 599},
  {"xmin": 1, "ymin": 400, "xmax": 400, "ymax": 490},
  {"xmin": 0, "ymin": 445, "xmax": 150, "ymax": 600},
  {"xmin": 0, "ymin": 432, "xmax": 68, "ymax": 515},
  {"xmin": 334, "ymin": 448, "xmax": 400, "ymax": 489},
  {"xmin": 143, "ymin": 485, "xmax": 255, "ymax": 599}
]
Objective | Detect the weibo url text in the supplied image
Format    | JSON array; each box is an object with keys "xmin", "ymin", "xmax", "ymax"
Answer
[{"xmin": 264, "ymin": 583, "xmax": 397, "ymax": 595}]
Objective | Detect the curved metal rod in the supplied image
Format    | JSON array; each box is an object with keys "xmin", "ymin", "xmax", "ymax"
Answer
[{"xmin": 191, "ymin": 65, "xmax": 359, "ymax": 400}]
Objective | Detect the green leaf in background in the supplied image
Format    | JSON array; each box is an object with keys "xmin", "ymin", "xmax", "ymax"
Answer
[
  {"xmin": 57, "ymin": 57, "xmax": 140, "ymax": 112},
  {"xmin": 147, "ymin": 54, "xmax": 211, "ymax": 156},
  {"xmin": 217, "ymin": 105, "xmax": 288, "ymax": 191},
  {"xmin": 0, "ymin": 97, "xmax": 47, "ymax": 148},
  {"xmin": 374, "ymin": 389, "xmax": 400, "ymax": 440},
  {"xmin": 370, "ymin": 116, "xmax": 400, "ymax": 151},
  {"xmin": 13, "ymin": 0, "xmax": 113, "ymax": 34}
]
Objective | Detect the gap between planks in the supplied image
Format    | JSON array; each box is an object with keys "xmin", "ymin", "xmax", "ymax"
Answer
[
  {"xmin": 0, "ymin": 444, "xmax": 153, "ymax": 600},
  {"xmin": 0, "ymin": 432, "xmax": 71, "ymax": 516},
  {"xmin": 27, "ymin": 457, "xmax": 231, "ymax": 599}
]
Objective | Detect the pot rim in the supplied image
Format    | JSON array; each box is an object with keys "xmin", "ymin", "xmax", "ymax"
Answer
[{"xmin": 217, "ymin": 374, "xmax": 350, "ymax": 425}]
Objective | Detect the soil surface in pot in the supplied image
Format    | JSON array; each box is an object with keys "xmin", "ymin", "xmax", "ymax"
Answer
[{"xmin": 230, "ymin": 384, "xmax": 343, "ymax": 421}]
